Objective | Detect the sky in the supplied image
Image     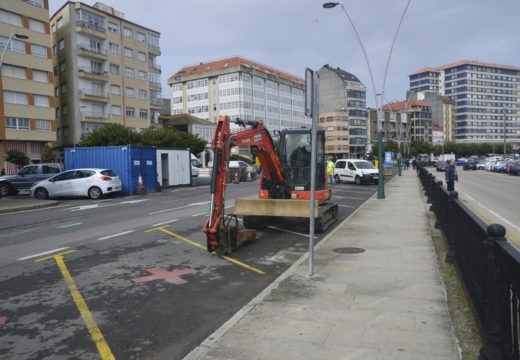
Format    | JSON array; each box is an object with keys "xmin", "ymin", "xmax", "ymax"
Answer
[{"xmin": 49, "ymin": 0, "xmax": 520, "ymax": 107}]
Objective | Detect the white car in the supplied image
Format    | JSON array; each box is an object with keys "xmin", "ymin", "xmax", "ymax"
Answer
[
  {"xmin": 31, "ymin": 168, "xmax": 122, "ymax": 200},
  {"xmin": 334, "ymin": 159, "xmax": 379, "ymax": 185}
]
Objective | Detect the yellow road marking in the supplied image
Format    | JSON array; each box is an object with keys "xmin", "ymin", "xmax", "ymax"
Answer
[
  {"xmin": 35, "ymin": 250, "xmax": 115, "ymax": 360},
  {"xmin": 149, "ymin": 227, "xmax": 266, "ymax": 275},
  {"xmin": 459, "ymin": 197, "xmax": 520, "ymax": 247}
]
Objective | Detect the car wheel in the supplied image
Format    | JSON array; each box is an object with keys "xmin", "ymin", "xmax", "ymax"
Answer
[
  {"xmin": 334, "ymin": 174, "xmax": 341, "ymax": 183},
  {"xmin": 355, "ymin": 176, "xmax": 362, "ymax": 185},
  {"xmin": 34, "ymin": 187, "xmax": 49, "ymax": 200},
  {"xmin": 88, "ymin": 186, "xmax": 102, "ymax": 199},
  {"xmin": 0, "ymin": 183, "xmax": 12, "ymax": 196}
]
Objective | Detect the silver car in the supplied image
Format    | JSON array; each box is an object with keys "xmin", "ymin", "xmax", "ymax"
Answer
[{"xmin": 31, "ymin": 169, "xmax": 122, "ymax": 200}]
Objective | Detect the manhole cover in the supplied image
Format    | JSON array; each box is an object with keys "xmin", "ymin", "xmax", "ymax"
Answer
[{"xmin": 332, "ymin": 247, "xmax": 365, "ymax": 254}]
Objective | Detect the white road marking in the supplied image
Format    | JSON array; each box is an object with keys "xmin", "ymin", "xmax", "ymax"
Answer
[
  {"xmin": 120, "ymin": 199, "xmax": 149, "ymax": 204},
  {"xmin": 268, "ymin": 226, "xmax": 317, "ymax": 238},
  {"xmin": 150, "ymin": 219, "xmax": 179, "ymax": 227},
  {"xmin": 338, "ymin": 204, "xmax": 355, "ymax": 208},
  {"xmin": 148, "ymin": 201, "xmax": 210, "ymax": 215},
  {"xmin": 333, "ymin": 189, "xmax": 372, "ymax": 194},
  {"xmin": 98, "ymin": 230, "xmax": 135, "ymax": 240},
  {"xmin": 192, "ymin": 211, "xmax": 208, "ymax": 217},
  {"xmin": 332, "ymin": 195, "xmax": 365, "ymax": 200},
  {"xmin": 19, "ymin": 247, "xmax": 70, "ymax": 261}
]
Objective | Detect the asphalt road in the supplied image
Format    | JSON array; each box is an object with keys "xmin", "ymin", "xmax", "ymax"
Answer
[
  {"xmin": 0, "ymin": 176, "xmax": 378, "ymax": 360},
  {"xmin": 434, "ymin": 167, "xmax": 520, "ymax": 246}
]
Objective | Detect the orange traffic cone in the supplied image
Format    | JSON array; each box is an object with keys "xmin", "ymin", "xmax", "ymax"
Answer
[{"xmin": 136, "ymin": 173, "xmax": 146, "ymax": 195}]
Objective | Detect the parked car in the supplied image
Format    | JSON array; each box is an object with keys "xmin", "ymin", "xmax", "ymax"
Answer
[
  {"xmin": 228, "ymin": 161, "xmax": 254, "ymax": 182},
  {"xmin": 334, "ymin": 159, "xmax": 378, "ymax": 185},
  {"xmin": 190, "ymin": 154, "xmax": 202, "ymax": 177},
  {"xmin": 509, "ymin": 161, "xmax": 520, "ymax": 176},
  {"xmin": 456, "ymin": 158, "xmax": 468, "ymax": 166},
  {"xmin": 30, "ymin": 168, "xmax": 122, "ymax": 200},
  {"xmin": 463, "ymin": 161, "xmax": 478, "ymax": 170},
  {"xmin": 436, "ymin": 162, "xmax": 448, "ymax": 172},
  {"xmin": 0, "ymin": 163, "xmax": 64, "ymax": 196}
]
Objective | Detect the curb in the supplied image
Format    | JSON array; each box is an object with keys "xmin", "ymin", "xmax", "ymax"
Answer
[
  {"xmin": 182, "ymin": 186, "xmax": 380, "ymax": 360},
  {"xmin": 0, "ymin": 200, "xmax": 59, "ymax": 214}
]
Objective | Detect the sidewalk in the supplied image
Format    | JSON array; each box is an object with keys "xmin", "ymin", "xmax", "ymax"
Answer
[
  {"xmin": 185, "ymin": 169, "xmax": 460, "ymax": 360},
  {"xmin": 0, "ymin": 195, "xmax": 57, "ymax": 214}
]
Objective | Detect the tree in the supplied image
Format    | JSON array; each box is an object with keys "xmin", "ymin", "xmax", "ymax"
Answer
[
  {"xmin": 4, "ymin": 150, "xmax": 30, "ymax": 169},
  {"xmin": 40, "ymin": 145, "xmax": 56, "ymax": 162},
  {"xmin": 141, "ymin": 127, "xmax": 206, "ymax": 154},
  {"xmin": 79, "ymin": 124, "xmax": 142, "ymax": 147}
]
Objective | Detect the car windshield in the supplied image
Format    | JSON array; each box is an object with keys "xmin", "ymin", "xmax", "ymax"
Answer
[{"xmin": 354, "ymin": 161, "xmax": 375, "ymax": 169}]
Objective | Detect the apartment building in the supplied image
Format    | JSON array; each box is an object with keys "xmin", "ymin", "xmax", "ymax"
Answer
[
  {"xmin": 409, "ymin": 60, "xmax": 520, "ymax": 146},
  {"xmin": 317, "ymin": 65, "xmax": 369, "ymax": 158},
  {"xmin": 50, "ymin": 1, "xmax": 161, "ymax": 150},
  {"xmin": 372, "ymin": 100, "xmax": 432, "ymax": 143},
  {"xmin": 1, "ymin": 0, "xmax": 55, "ymax": 174},
  {"xmin": 168, "ymin": 56, "xmax": 308, "ymax": 133}
]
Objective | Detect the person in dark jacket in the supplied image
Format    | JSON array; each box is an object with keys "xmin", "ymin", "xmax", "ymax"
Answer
[{"xmin": 445, "ymin": 159, "xmax": 458, "ymax": 191}]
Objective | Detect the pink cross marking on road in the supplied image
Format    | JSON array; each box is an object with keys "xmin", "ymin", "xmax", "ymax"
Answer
[
  {"xmin": 132, "ymin": 268, "xmax": 198, "ymax": 285},
  {"xmin": 0, "ymin": 316, "xmax": 7, "ymax": 325}
]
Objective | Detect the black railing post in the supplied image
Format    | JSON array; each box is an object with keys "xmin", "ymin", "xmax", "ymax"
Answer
[
  {"xmin": 479, "ymin": 223, "xmax": 507, "ymax": 360},
  {"xmin": 433, "ymin": 181, "xmax": 443, "ymax": 226},
  {"xmin": 445, "ymin": 191, "xmax": 458, "ymax": 264}
]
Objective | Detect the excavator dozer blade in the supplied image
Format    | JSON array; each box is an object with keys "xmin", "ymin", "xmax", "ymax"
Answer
[{"xmin": 234, "ymin": 198, "xmax": 319, "ymax": 218}]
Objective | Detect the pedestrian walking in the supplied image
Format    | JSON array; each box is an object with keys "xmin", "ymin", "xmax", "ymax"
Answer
[
  {"xmin": 412, "ymin": 159, "xmax": 417, "ymax": 170},
  {"xmin": 445, "ymin": 159, "xmax": 458, "ymax": 191},
  {"xmin": 327, "ymin": 158, "xmax": 335, "ymax": 184},
  {"xmin": 0, "ymin": 168, "xmax": 5, "ymax": 176},
  {"xmin": 405, "ymin": 159, "xmax": 409, "ymax": 170}
]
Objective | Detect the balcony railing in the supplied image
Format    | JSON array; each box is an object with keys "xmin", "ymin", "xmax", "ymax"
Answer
[
  {"xmin": 27, "ymin": 0, "xmax": 44, "ymax": 7},
  {"xmin": 79, "ymin": 89, "xmax": 109, "ymax": 98},
  {"xmin": 78, "ymin": 66, "xmax": 108, "ymax": 76},
  {"xmin": 149, "ymin": 98, "xmax": 162, "ymax": 106},
  {"xmin": 148, "ymin": 81, "xmax": 161, "ymax": 88},
  {"xmin": 148, "ymin": 63, "xmax": 161, "ymax": 71},
  {"xmin": 77, "ymin": 43, "xmax": 108, "ymax": 56},
  {"xmin": 147, "ymin": 43, "xmax": 160, "ymax": 52},
  {"xmin": 75, "ymin": 20, "xmax": 107, "ymax": 34},
  {"xmin": 80, "ymin": 111, "xmax": 110, "ymax": 120}
]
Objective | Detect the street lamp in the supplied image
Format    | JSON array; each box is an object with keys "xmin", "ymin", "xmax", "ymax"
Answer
[
  {"xmin": 0, "ymin": 33, "xmax": 29, "ymax": 69},
  {"xmin": 503, "ymin": 105, "xmax": 508, "ymax": 157},
  {"xmin": 323, "ymin": 0, "xmax": 412, "ymax": 199}
]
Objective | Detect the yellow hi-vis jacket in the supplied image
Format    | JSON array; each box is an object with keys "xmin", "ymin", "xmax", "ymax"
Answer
[{"xmin": 327, "ymin": 160, "xmax": 335, "ymax": 175}]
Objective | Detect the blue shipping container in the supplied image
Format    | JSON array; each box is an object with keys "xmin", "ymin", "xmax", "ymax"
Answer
[{"xmin": 65, "ymin": 146, "xmax": 157, "ymax": 195}]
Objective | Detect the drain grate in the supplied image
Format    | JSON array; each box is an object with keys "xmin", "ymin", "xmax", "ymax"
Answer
[{"xmin": 332, "ymin": 247, "xmax": 365, "ymax": 254}]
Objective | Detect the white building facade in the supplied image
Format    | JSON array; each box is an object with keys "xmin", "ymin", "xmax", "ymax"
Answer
[{"xmin": 168, "ymin": 57, "xmax": 308, "ymax": 133}]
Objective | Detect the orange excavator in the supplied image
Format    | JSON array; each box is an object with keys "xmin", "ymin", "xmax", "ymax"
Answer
[{"xmin": 202, "ymin": 115, "xmax": 338, "ymax": 254}]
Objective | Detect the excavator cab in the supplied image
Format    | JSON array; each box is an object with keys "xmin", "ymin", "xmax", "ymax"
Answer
[{"xmin": 279, "ymin": 128, "xmax": 327, "ymax": 193}]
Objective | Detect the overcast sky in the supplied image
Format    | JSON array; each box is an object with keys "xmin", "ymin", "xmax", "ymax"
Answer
[{"xmin": 49, "ymin": 0, "xmax": 520, "ymax": 107}]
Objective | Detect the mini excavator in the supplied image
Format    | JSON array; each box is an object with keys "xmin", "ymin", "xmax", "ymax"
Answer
[{"xmin": 202, "ymin": 115, "xmax": 338, "ymax": 254}]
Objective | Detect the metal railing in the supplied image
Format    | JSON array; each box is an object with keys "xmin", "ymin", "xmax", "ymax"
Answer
[
  {"xmin": 79, "ymin": 89, "xmax": 109, "ymax": 98},
  {"xmin": 78, "ymin": 66, "xmax": 107, "ymax": 76},
  {"xmin": 75, "ymin": 21, "xmax": 107, "ymax": 34},
  {"xmin": 149, "ymin": 98, "xmax": 161, "ymax": 106},
  {"xmin": 417, "ymin": 165, "xmax": 520, "ymax": 360},
  {"xmin": 80, "ymin": 111, "xmax": 110, "ymax": 120},
  {"xmin": 147, "ymin": 43, "xmax": 160, "ymax": 52},
  {"xmin": 148, "ymin": 81, "xmax": 161, "ymax": 89},
  {"xmin": 148, "ymin": 63, "xmax": 161, "ymax": 71},
  {"xmin": 77, "ymin": 43, "xmax": 107, "ymax": 56}
]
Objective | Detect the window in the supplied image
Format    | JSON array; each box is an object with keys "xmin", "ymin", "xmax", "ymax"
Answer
[
  {"xmin": 126, "ymin": 107, "xmax": 135, "ymax": 117},
  {"xmin": 111, "ymin": 105, "xmax": 121, "ymax": 115},
  {"xmin": 139, "ymin": 90, "xmax": 147, "ymax": 99},
  {"xmin": 5, "ymin": 117, "xmax": 29, "ymax": 130},
  {"xmin": 4, "ymin": 91, "xmax": 28, "ymax": 105},
  {"xmin": 108, "ymin": 22, "xmax": 118, "ymax": 33},
  {"xmin": 27, "ymin": 0, "xmax": 44, "ymax": 7},
  {"xmin": 124, "ymin": 67, "xmax": 134, "ymax": 78},
  {"xmin": 51, "ymin": 22, "xmax": 56, "ymax": 34},
  {"xmin": 58, "ymin": 39, "xmax": 65, "ymax": 50},
  {"xmin": 0, "ymin": 36, "xmax": 25, "ymax": 54},
  {"xmin": 32, "ymin": 70, "xmax": 48, "ymax": 82},
  {"xmin": 52, "ymin": 45, "xmax": 57, "ymax": 55},
  {"xmin": 136, "ymin": 51, "xmax": 146, "ymax": 61},
  {"xmin": 109, "ymin": 43, "xmax": 119, "ymax": 54},
  {"xmin": 123, "ymin": 27, "xmax": 133, "ymax": 38},
  {"xmin": 59, "ymin": 61, "xmax": 66, "ymax": 72},
  {"xmin": 2, "ymin": 65, "xmax": 26, "ymax": 79},
  {"xmin": 110, "ymin": 63, "xmax": 120, "ymax": 74},
  {"xmin": 139, "ymin": 109, "xmax": 148, "ymax": 119},
  {"xmin": 0, "ymin": 9, "xmax": 22, "ymax": 26},
  {"xmin": 61, "ymin": 83, "xmax": 67, "ymax": 94},
  {"xmin": 31, "ymin": 44, "xmax": 47, "ymax": 58},
  {"xmin": 137, "ymin": 32, "xmax": 145, "ymax": 42},
  {"xmin": 138, "ymin": 71, "xmax": 147, "ymax": 80},
  {"xmin": 56, "ymin": 17, "xmax": 63, "ymax": 28},
  {"xmin": 29, "ymin": 18, "xmax": 45, "ymax": 32},
  {"xmin": 125, "ymin": 87, "xmax": 135, "ymax": 97},
  {"xmin": 111, "ymin": 85, "xmax": 121, "ymax": 95},
  {"xmin": 124, "ymin": 47, "xmax": 133, "ymax": 57},
  {"xmin": 34, "ymin": 95, "xmax": 48, "ymax": 107},
  {"xmin": 36, "ymin": 119, "xmax": 51, "ymax": 131}
]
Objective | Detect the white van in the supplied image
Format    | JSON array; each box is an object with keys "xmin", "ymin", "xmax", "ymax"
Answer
[
  {"xmin": 191, "ymin": 154, "xmax": 202, "ymax": 177},
  {"xmin": 333, "ymin": 159, "xmax": 379, "ymax": 185}
]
